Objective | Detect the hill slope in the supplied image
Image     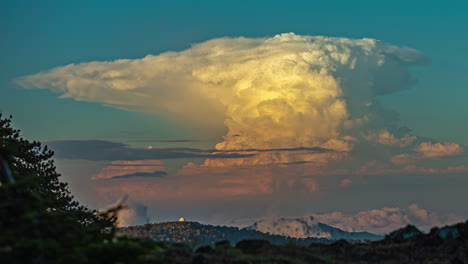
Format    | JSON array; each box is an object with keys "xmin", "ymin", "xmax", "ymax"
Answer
[
  {"xmin": 119, "ymin": 221, "xmax": 332, "ymax": 247},
  {"xmin": 120, "ymin": 220, "xmax": 468, "ymax": 263}
]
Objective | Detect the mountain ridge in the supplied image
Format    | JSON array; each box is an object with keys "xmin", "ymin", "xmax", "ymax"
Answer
[
  {"xmin": 248, "ymin": 215, "xmax": 383, "ymax": 241},
  {"xmin": 119, "ymin": 220, "xmax": 468, "ymax": 263},
  {"xmin": 119, "ymin": 221, "xmax": 333, "ymax": 248},
  {"xmin": 119, "ymin": 218, "xmax": 382, "ymax": 248}
]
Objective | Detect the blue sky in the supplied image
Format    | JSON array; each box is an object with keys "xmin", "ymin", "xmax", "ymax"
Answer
[{"xmin": 2, "ymin": 0, "xmax": 468, "ymax": 229}]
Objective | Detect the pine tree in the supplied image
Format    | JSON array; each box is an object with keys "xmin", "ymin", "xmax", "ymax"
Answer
[
  {"xmin": 0, "ymin": 113, "xmax": 115, "ymax": 225},
  {"xmin": 0, "ymin": 114, "xmax": 166, "ymax": 263}
]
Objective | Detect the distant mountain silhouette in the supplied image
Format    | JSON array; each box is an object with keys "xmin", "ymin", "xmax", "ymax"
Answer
[{"xmin": 249, "ymin": 215, "xmax": 382, "ymax": 241}]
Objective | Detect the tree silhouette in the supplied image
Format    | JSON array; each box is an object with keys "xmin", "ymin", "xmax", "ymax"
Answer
[{"xmin": 0, "ymin": 114, "xmax": 165, "ymax": 263}]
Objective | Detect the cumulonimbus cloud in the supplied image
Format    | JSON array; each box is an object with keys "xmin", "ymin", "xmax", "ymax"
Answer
[
  {"xmin": 18, "ymin": 33, "xmax": 428, "ymax": 165},
  {"xmin": 21, "ymin": 33, "xmax": 468, "ymax": 226}
]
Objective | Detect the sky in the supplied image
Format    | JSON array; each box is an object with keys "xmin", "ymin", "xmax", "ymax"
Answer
[{"xmin": 2, "ymin": 0, "xmax": 468, "ymax": 233}]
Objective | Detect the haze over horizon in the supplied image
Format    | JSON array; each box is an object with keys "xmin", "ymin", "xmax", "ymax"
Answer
[{"xmin": 2, "ymin": 0, "xmax": 468, "ymax": 234}]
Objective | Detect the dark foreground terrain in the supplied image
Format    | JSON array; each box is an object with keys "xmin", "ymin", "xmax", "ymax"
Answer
[{"xmin": 122, "ymin": 220, "xmax": 468, "ymax": 264}]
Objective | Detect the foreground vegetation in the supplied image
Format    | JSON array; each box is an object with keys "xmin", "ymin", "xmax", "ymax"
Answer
[
  {"xmin": 1, "ymin": 114, "xmax": 467, "ymax": 263},
  {"xmin": 120, "ymin": 221, "xmax": 468, "ymax": 263},
  {"xmin": 0, "ymin": 114, "xmax": 168, "ymax": 263},
  {"xmin": 188, "ymin": 222, "xmax": 468, "ymax": 263}
]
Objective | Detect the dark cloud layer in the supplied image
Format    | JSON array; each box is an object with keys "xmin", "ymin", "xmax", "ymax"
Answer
[
  {"xmin": 45, "ymin": 140, "xmax": 255, "ymax": 161},
  {"xmin": 127, "ymin": 139, "xmax": 199, "ymax": 143},
  {"xmin": 111, "ymin": 170, "xmax": 168, "ymax": 179},
  {"xmin": 45, "ymin": 140, "xmax": 333, "ymax": 162}
]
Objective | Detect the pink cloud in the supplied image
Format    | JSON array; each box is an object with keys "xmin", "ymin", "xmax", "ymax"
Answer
[
  {"xmin": 340, "ymin": 178, "xmax": 352, "ymax": 187},
  {"xmin": 368, "ymin": 130, "xmax": 416, "ymax": 147},
  {"xmin": 414, "ymin": 142, "xmax": 464, "ymax": 158}
]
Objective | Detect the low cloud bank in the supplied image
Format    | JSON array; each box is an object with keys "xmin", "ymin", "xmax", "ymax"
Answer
[
  {"xmin": 229, "ymin": 204, "xmax": 464, "ymax": 235},
  {"xmin": 313, "ymin": 204, "xmax": 464, "ymax": 234}
]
